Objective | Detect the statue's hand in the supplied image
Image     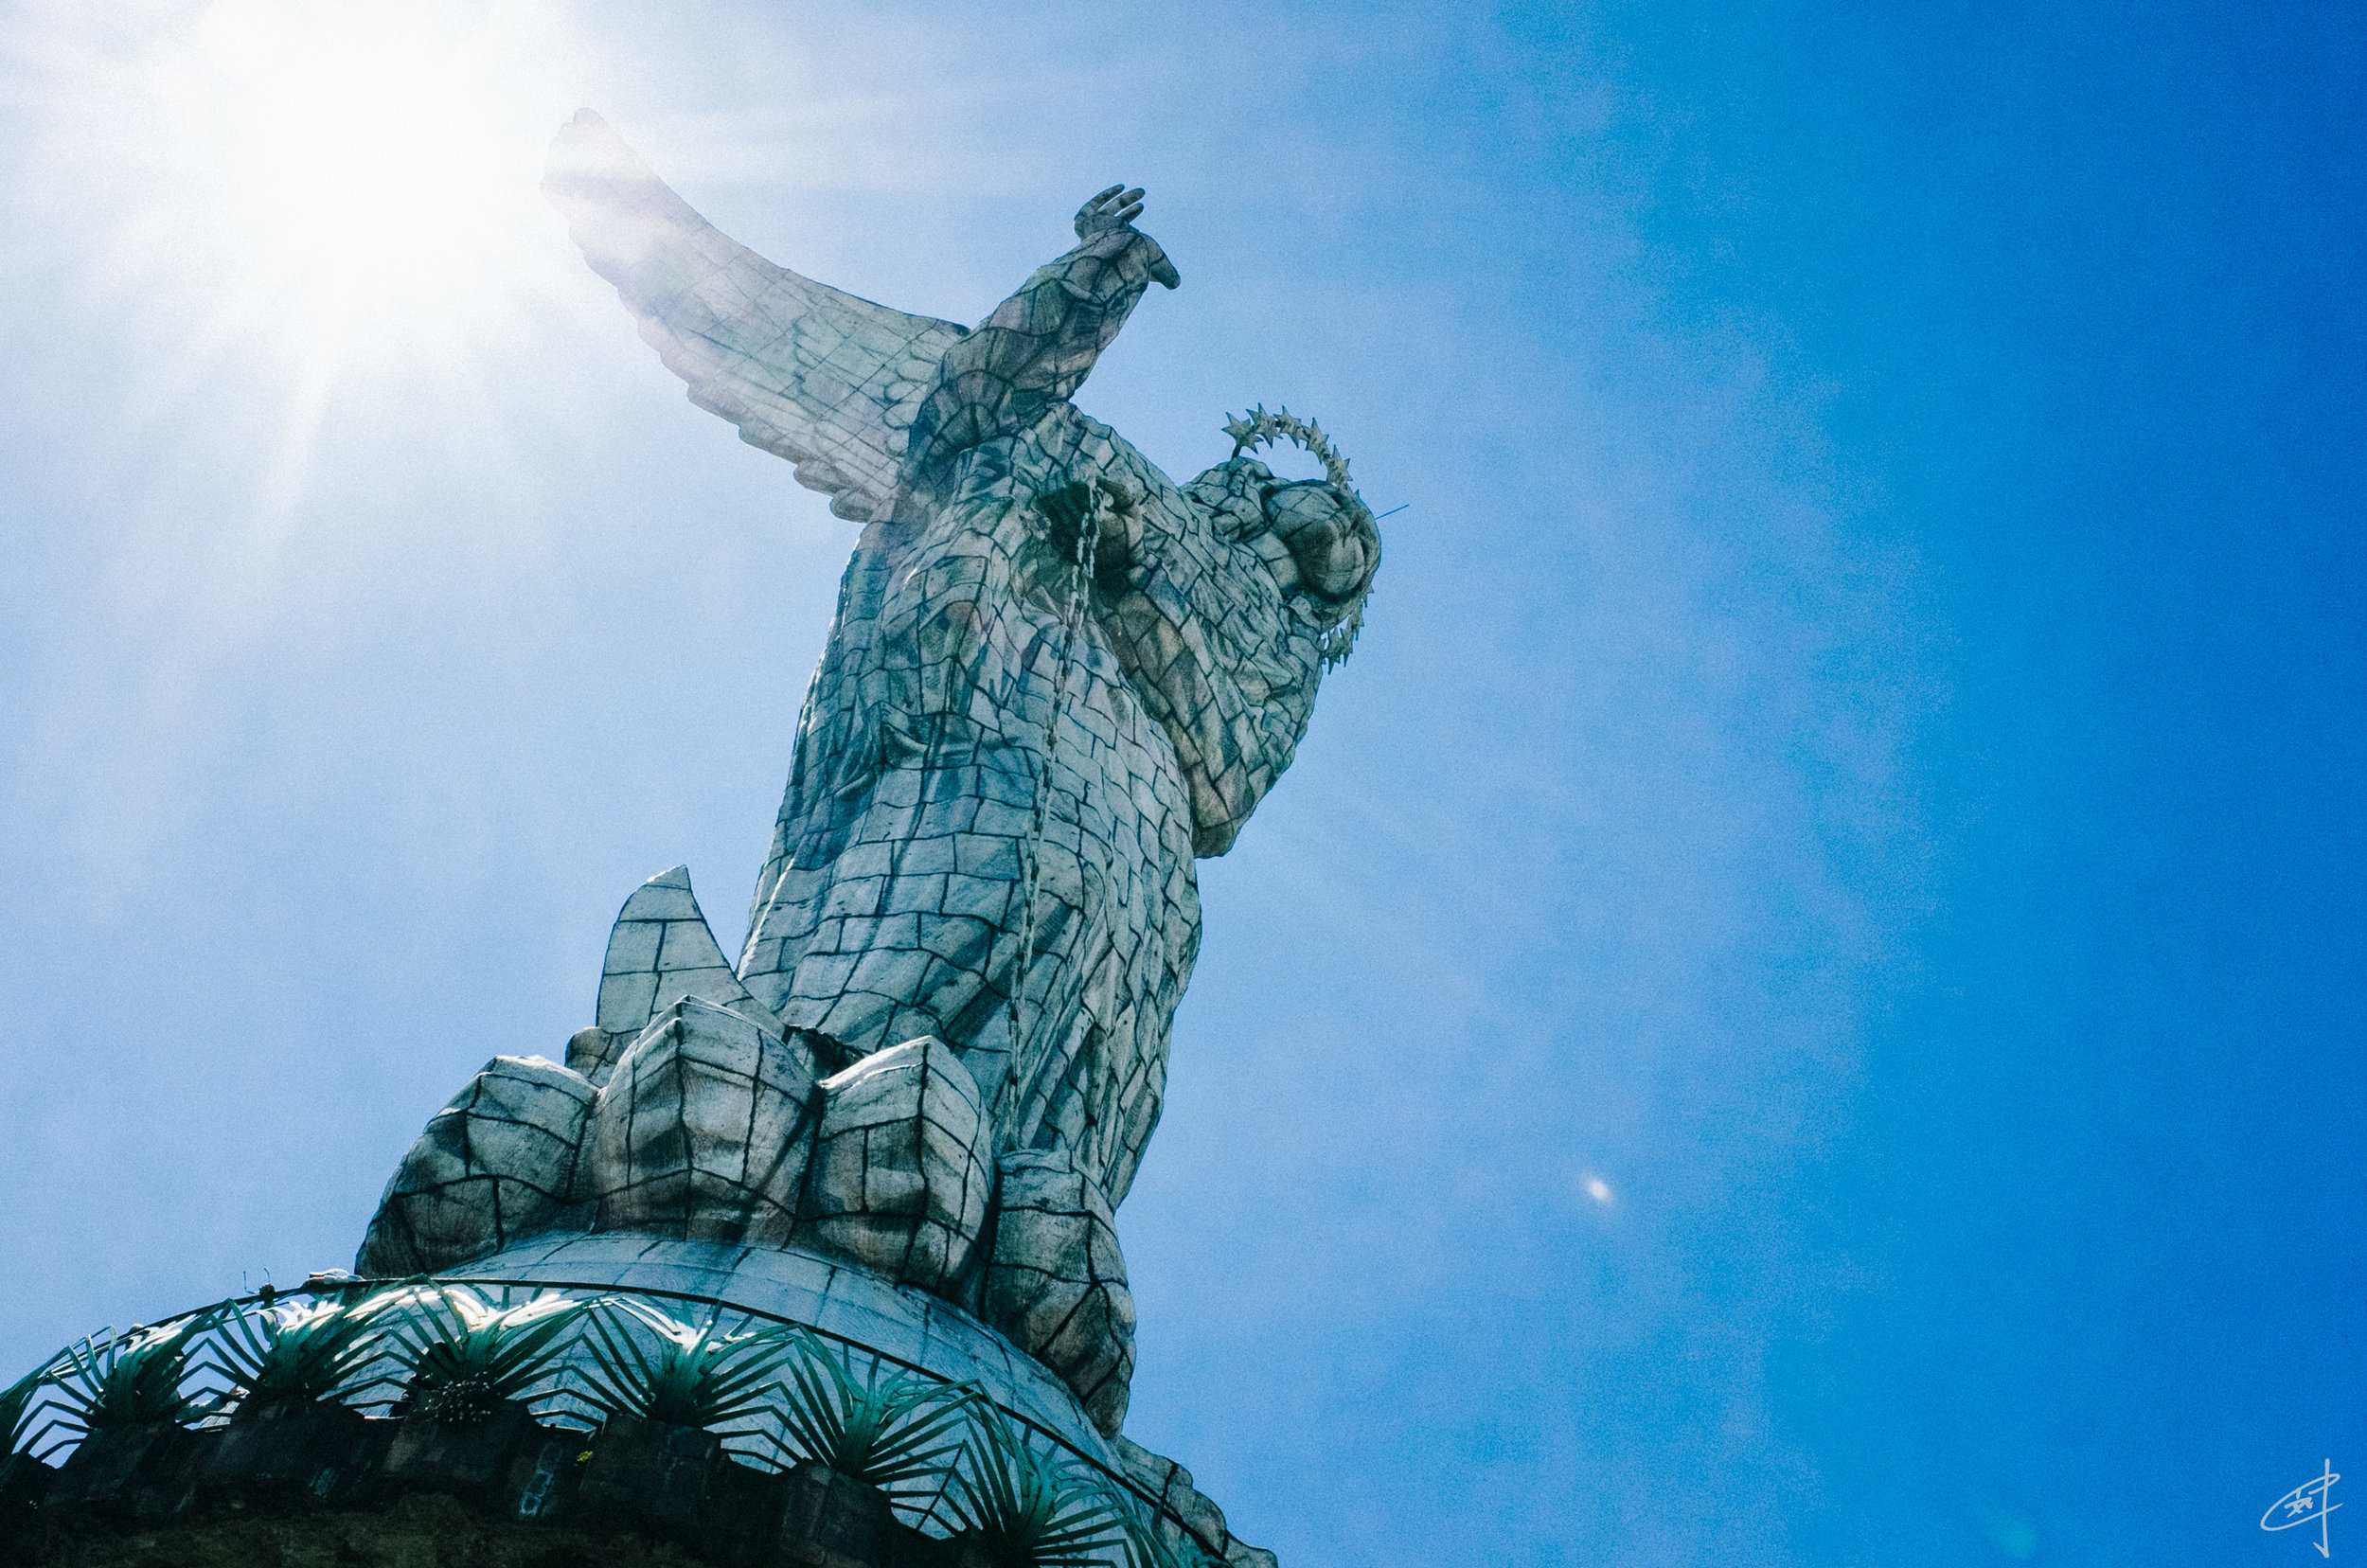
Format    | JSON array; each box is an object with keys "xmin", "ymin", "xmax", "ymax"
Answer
[
  {"xmin": 1075, "ymin": 184, "xmax": 1144, "ymax": 239},
  {"xmin": 1074, "ymin": 184, "xmax": 1182, "ymax": 289}
]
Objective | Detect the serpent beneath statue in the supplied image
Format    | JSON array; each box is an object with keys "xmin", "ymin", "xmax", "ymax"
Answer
[{"xmin": 357, "ymin": 112, "xmax": 1380, "ymax": 1439}]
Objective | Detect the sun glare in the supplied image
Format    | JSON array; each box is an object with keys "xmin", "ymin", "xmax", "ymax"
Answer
[
  {"xmin": 192, "ymin": 1, "xmax": 533, "ymax": 309},
  {"xmin": 4, "ymin": 0, "xmax": 590, "ymax": 499}
]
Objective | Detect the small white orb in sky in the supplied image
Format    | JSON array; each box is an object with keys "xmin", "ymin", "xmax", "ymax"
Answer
[{"xmin": 1586, "ymin": 1175, "xmax": 1614, "ymax": 1204}]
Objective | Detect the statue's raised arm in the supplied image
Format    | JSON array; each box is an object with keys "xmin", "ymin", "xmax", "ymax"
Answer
[{"xmin": 903, "ymin": 185, "xmax": 1179, "ymax": 480}]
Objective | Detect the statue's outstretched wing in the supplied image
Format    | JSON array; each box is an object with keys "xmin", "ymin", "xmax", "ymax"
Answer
[{"xmin": 543, "ymin": 110, "xmax": 969, "ymax": 523}]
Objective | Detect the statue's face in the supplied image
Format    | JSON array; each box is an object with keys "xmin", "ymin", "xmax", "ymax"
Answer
[{"xmin": 1262, "ymin": 481, "xmax": 1379, "ymax": 602}]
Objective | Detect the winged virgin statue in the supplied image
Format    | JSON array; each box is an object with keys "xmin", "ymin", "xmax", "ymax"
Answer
[{"xmin": 356, "ymin": 111, "xmax": 1379, "ymax": 1438}]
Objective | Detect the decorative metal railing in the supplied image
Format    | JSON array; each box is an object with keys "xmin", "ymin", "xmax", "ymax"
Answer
[{"xmin": 2, "ymin": 1275, "xmax": 1222, "ymax": 1567}]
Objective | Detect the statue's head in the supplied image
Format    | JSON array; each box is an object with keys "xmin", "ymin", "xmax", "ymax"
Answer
[
  {"xmin": 1185, "ymin": 407, "xmax": 1381, "ymax": 662},
  {"xmin": 1261, "ymin": 477, "xmax": 1379, "ymax": 601}
]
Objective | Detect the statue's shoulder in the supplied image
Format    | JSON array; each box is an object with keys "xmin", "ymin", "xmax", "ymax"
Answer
[{"xmin": 1065, "ymin": 412, "xmax": 1191, "ymax": 510}]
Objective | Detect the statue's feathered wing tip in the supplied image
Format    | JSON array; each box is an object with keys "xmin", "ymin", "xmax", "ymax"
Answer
[{"xmin": 542, "ymin": 110, "xmax": 969, "ymax": 527}]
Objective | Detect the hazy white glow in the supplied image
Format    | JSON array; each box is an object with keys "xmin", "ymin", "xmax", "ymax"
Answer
[
  {"xmin": 191, "ymin": 1, "xmax": 535, "ymax": 312},
  {"xmin": 1586, "ymin": 1175, "xmax": 1614, "ymax": 1204},
  {"xmin": 8, "ymin": 2, "xmax": 575, "ymax": 365},
  {"xmin": 2, "ymin": 0, "xmax": 917, "ymax": 511},
  {"xmin": 0, "ymin": 0, "xmax": 594, "ymax": 506}
]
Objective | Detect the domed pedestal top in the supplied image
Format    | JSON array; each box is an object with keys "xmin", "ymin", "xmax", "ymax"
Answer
[{"xmin": 441, "ymin": 1231, "xmax": 1113, "ymax": 1463}]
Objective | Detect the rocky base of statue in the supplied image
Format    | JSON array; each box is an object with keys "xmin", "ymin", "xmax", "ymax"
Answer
[
  {"xmin": 360, "ymin": 866, "xmax": 1140, "ymax": 1438},
  {"xmin": 1, "ymin": 1411, "xmax": 1108, "ymax": 1568}
]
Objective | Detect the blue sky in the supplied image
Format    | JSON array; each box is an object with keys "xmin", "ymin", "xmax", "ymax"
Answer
[{"xmin": 1, "ymin": 2, "xmax": 2359, "ymax": 1564}]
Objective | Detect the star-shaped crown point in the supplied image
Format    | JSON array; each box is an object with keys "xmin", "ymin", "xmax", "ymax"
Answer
[{"xmin": 1219, "ymin": 404, "xmax": 1361, "ymax": 494}]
